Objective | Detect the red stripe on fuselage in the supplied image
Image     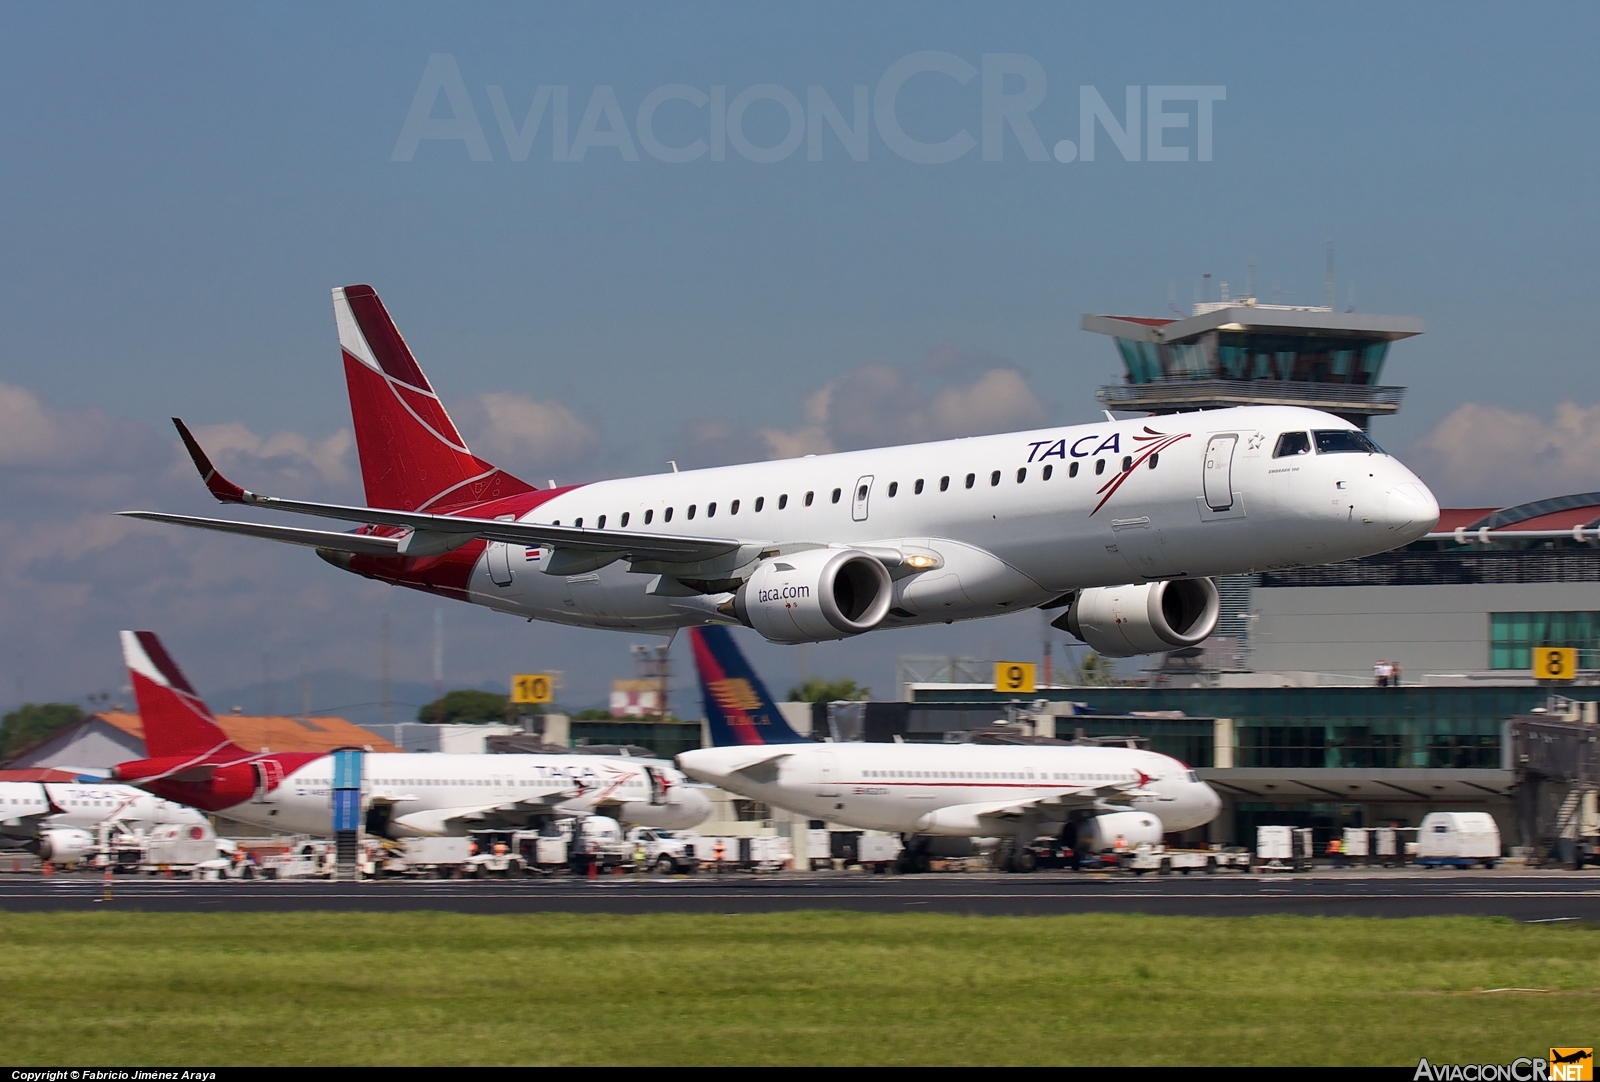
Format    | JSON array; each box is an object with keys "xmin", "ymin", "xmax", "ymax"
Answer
[
  {"xmin": 119, "ymin": 752, "xmax": 323, "ymax": 813},
  {"xmin": 343, "ymin": 486, "xmax": 584, "ymax": 597}
]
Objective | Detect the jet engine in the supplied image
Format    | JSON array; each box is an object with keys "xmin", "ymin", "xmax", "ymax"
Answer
[
  {"xmin": 1076, "ymin": 811, "xmax": 1164, "ymax": 853},
  {"xmin": 1062, "ymin": 578, "xmax": 1220, "ymax": 657},
  {"xmin": 734, "ymin": 548, "xmax": 892, "ymax": 644},
  {"xmin": 35, "ymin": 827, "xmax": 96, "ymax": 865}
]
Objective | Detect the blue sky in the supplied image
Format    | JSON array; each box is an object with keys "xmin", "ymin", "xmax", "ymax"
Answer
[{"xmin": 2, "ymin": 3, "xmax": 1598, "ymax": 713}]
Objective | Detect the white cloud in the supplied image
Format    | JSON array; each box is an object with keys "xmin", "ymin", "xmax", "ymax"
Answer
[
  {"xmin": 452, "ymin": 392, "xmax": 601, "ymax": 471},
  {"xmin": 732, "ymin": 348, "xmax": 1048, "ymax": 464},
  {"xmin": 1409, "ymin": 401, "xmax": 1600, "ymax": 506},
  {"xmin": 184, "ymin": 421, "xmax": 354, "ymax": 489},
  {"xmin": 0, "ymin": 382, "xmax": 64, "ymax": 464}
]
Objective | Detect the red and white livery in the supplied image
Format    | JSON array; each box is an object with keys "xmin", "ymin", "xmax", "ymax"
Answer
[
  {"xmin": 123, "ymin": 285, "xmax": 1440, "ymax": 655},
  {"xmin": 111, "ymin": 630, "xmax": 710, "ymax": 837}
]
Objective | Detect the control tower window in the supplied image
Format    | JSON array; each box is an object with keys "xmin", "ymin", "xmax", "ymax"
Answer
[
  {"xmin": 1313, "ymin": 430, "xmax": 1383, "ymax": 455},
  {"xmin": 1273, "ymin": 432, "xmax": 1312, "ymax": 458}
]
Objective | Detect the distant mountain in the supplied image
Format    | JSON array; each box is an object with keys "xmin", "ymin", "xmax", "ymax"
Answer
[{"xmin": 199, "ymin": 671, "xmax": 506, "ymax": 728}]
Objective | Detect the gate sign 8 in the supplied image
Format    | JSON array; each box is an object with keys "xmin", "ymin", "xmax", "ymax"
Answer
[
  {"xmin": 1533, "ymin": 648, "xmax": 1577, "ymax": 681},
  {"xmin": 994, "ymin": 662, "xmax": 1036, "ymax": 694},
  {"xmin": 512, "ymin": 673, "xmax": 554, "ymax": 703}
]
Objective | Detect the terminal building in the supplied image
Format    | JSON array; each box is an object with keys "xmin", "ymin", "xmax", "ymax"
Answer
[{"xmin": 870, "ymin": 297, "xmax": 1600, "ymax": 854}]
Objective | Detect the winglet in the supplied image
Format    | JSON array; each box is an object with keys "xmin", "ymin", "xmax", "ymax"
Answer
[{"xmin": 172, "ymin": 418, "xmax": 247, "ymax": 503}]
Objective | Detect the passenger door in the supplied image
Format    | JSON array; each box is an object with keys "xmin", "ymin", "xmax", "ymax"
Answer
[
  {"xmin": 486, "ymin": 542, "xmax": 514, "ymax": 587},
  {"xmin": 1203, "ymin": 434, "xmax": 1238, "ymax": 511},
  {"xmin": 851, "ymin": 476, "xmax": 874, "ymax": 522},
  {"xmin": 816, "ymin": 750, "xmax": 841, "ymax": 796}
]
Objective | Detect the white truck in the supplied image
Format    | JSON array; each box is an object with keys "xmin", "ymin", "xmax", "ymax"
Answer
[
  {"xmin": 1123, "ymin": 844, "xmax": 1252, "ymax": 875},
  {"xmin": 626, "ymin": 827, "xmax": 700, "ymax": 874},
  {"xmin": 399, "ymin": 837, "xmax": 472, "ymax": 878},
  {"xmin": 698, "ymin": 834, "xmax": 794, "ymax": 872},
  {"xmin": 1415, "ymin": 812, "xmax": 1501, "ymax": 869}
]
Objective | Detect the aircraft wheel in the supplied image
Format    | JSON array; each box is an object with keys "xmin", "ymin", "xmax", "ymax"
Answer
[{"xmin": 1011, "ymin": 850, "xmax": 1037, "ymax": 873}]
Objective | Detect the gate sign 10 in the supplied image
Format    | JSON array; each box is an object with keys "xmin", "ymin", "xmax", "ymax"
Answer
[
  {"xmin": 512, "ymin": 673, "xmax": 554, "ymax": 703},
  {"xmin": 1533, "ymin": 648, "xmax": 1577, "ymax": 681},
  {"xmin": 994, "ymin": 662, "xmax": 1036, "ymax": 694}
]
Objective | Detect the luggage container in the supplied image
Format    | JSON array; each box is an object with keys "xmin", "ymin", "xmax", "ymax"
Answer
[
  {"xmin": 806, "ymin": 828, "xmax": 832, "ymax": 871},
  {"xmin": 401, "ymin": 837, "xmax": 470, "ymax": 878},
  {"xmin": 1415, "ymin": 812, "xmax": 1500, "ymax": 869},
  {"xmin": 1254, "ymin": 825, "xmax": 1313, "ymax": 872},
  {"xmin": 1373, "ymin": 826, "xmax": 1400, "ymax": 867},
  {"xmin": 857, "ymin": 834, "xmax": 902, "ymax": 873},
  {"xmin": 1341, "ymin": 827, "xmax": 1371, "ymax": 865}
]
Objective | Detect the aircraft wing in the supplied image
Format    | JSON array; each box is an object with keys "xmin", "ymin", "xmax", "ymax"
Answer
[
  {"xmin": 119, "ymin": 512, "xmax": 406, "ymax": 556},
  {"xmin": 124, "ymin": 419, "xmax": 745, "ymax": 567},
  {"xmin": 946, "ymin": 782, "xmax": 1153, "ymax": 826},
  {"xmin": 0, "ymin": 808, "xmax": 52, "ymax": 843}
]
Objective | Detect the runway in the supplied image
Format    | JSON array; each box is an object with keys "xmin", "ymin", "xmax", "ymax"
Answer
[{"xmin": 3, "ymin": 869, "xmax": 1598, "ymax": 919}]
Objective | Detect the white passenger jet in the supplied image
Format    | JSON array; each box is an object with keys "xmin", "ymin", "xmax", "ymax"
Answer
[
  {"xmin": 0, "ymin": 780, "xmax": 210, "ymax": 865},
  {"xmin": 678, "ymin": 625, "xmax": 1221, "ymax": 872},
  {"xmin": 121, "ymin": 285, "xmax": 1438, "ymax": 657},
  {"xmin": 110, "ymin": 631, "xmax": 710, "ymax": 836}
]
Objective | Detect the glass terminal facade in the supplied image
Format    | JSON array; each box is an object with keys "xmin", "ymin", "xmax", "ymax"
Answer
[
  {"xmin": 911, "ymin": 686, "xmax": 1548, "ymax": 770},
  {"xmin": 1490, "ymin": 611, "xmax": 1600, "ymax": 671},
  {"xmin": 1115, "ymin": 332, "xmax": 1390, "ymax": 385}
]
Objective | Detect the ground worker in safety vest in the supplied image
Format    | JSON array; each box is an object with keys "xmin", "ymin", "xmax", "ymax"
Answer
[
  {"xmin": 1326, "ymin": 836, "xmax": 1345, "ymax": 869},
  {"xmin": 712, "ymin": 838, "xmax": 726, "ymax": 874},
  {"xmin": 634, "ymin": 841, "xmax": 647, "ymax": 870}
]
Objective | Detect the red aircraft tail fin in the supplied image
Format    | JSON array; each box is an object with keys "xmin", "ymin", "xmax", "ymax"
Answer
[
  {"xmin": 333, "ymin": 285, "xmax": 536, "ymax": 512},
  {"xmin": 120, "ymin": 631, "xmax": 241, "ymax": 760}
]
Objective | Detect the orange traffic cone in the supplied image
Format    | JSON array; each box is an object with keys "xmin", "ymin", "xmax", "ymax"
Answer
[
  {"xmin": 40, "ymin": 861, "xmax": 52, "ymax": 877},
  {"xmin": 101, "ymin": 867, "xmax": 113, "ymax": 903},
  {"xmin": 587, "ymin": 859, "xmax": 598, "ymax": 880}
]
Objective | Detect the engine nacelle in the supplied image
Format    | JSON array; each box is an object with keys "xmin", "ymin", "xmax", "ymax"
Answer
[
  {"xmin": 36, "ymin": 827, "xmax": 96, "ymax": 864},
  {"xmin": 1065, "ymin": 578, "xmax": 1220, "ymax": 657},
  {"xmin": 1076, "ymin": 811, "xmax": 1164, "ymax": 853},
  {"xmin": 735, "ymin": 548, "xmax": 892, "ymax": 644}
]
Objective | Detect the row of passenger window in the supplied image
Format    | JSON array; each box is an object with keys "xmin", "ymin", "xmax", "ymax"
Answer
[
  {"xmin": 552, "ymin": 453, "xmax": 1162, "ymax": 530},
  {"xmin": 863, "ymin": 768, "xmax": 1136, "ymax": 782}
]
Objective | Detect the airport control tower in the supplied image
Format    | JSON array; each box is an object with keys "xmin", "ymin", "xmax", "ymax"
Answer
[{"xmin": 1083, "ymin": 298, "xmax": 1423, "ymax": 430}]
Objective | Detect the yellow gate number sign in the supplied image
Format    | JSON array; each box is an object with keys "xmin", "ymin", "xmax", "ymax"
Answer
[
  {"xmin": 511, "ymin": 673, "xmax": 554, "ymax": 703},
  {"xmin": 994, "ymin": 662, "xmax": 1036, "ymax": 694},
  {"xmin": 1533, "ymin": 648, "xmax": 1577, "ymax": 681}
]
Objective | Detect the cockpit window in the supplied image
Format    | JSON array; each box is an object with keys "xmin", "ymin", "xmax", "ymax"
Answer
[
  {"xmin": 1273, "ymin": 432, "xmax": 1311, "ymax": 458},
  {"xmin": 1187, "ymin": 771, "xmax": 1200, "ymax": 783},
  {"xmin": 1313, "ymin": 429, "xmax": 1383, "ymax": 455}
]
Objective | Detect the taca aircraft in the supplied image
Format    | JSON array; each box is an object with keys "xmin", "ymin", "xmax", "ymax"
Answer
[
  {"xmin": 677, "ymin": 625, "xmax": 1221, "ymax": 873},
  {"xmin": 110, "ymin": 631, "xmax": 710, "ymax": 836},
  {"xmin": 123, "ymin": 285, "xmax": 1439, "ymax": 655},
  {"xmin": 0, "ymin": 780, "xmax": 209, "ymax": 865}
]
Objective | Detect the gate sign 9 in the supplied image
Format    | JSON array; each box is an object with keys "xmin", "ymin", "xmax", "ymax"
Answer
[
  {"xmin": 512, "ymin": 673, "xmax": 554, "ymax": 703},
  {"xmin": 994, "ymin": 662, "xmax": 1037, "ymax": 694},
  {"xmin": 1533, "ymin": 648, "xmax": 1577, "ymax": 681}
]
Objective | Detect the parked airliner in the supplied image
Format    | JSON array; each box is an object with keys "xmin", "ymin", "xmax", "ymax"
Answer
[
  {"xmin": 121, "ymin": 285, "xmax": 1438, "ymax": 656},
  {"xmin": 677, "ymin": 625, "xmax": 1220, "ymax": 872},
  {"xmin": 0, "ymin": 781, "xmax": 209, "ymax": 864},
  {"xmin": 110, "ymin": 631, "xmax": 710, "ymax": 836}
]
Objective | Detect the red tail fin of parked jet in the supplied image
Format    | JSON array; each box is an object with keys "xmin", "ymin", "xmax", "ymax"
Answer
[
  {"xmin": 120, "ymin": 630, "xmax": 240, "ymax": 760},
  {"xmin": 333, "ymin": 285, "xmax": 536, "ymax": 512},
  {"xmin": 113, "ymin": 631, "xmax": 320, "ymax": 811}
]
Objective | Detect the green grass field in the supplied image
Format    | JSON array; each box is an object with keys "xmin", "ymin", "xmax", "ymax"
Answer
[{"xmin": 0, "ymin": 911, "xmax": 1594, "ymax": 1065}]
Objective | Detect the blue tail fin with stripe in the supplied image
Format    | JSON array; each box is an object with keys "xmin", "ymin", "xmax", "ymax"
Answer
[{"xmin": 688, "ymin": 626, "xmax": 811, "ymax": 746}]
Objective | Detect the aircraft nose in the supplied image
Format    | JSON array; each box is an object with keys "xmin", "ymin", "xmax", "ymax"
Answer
[{"xmin": 1384, "ymin": 477, "xmax": 1440, "ymax": 541}]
